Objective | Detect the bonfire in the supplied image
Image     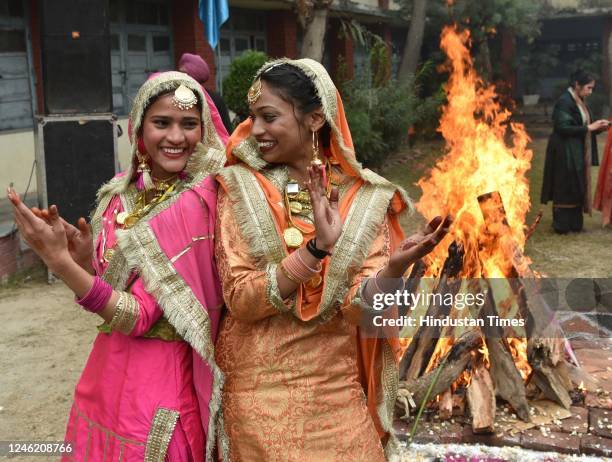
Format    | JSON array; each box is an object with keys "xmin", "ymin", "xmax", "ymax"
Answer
[{"xmin": 396, "ymin": 26, "xmax": 585, "ymax": 435}]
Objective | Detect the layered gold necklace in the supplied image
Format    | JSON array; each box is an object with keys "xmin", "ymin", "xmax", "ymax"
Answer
[
  {"xmin": 282, "ymin": 163, "xmax": 331, "ymax": 248},
  {"xmin": 116, "ymin": 175, "xmax": 180, "ymax": 229}
]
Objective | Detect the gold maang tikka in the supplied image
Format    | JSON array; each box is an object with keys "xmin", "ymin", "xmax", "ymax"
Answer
[
  {"xmin": 311, "ymin": 130, "xmax": 322, "ymax": 166},
  {"xmin": 247, "ymin": 78, "xmax": 262, "ymax": 105},
  {"xmin": 172, "ymin": 84, "xmax": 197, "ymax": 110}
]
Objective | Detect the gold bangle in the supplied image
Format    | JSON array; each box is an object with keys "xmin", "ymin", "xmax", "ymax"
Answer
[{"xmin": 279, "ymin": 261, "xmax": 301, "ymax": 285}]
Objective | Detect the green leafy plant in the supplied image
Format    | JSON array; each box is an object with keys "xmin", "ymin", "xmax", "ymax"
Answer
[
  {"xmin": 520, "ymin": 43, "xmax": 561, "ymax": 94},
  {"xmin": 342, "ymin": 76, "xmax": 420, "ymax": 168},
  {"xmin": 222, "ymin": 50, "xmax": 268, "ymax": 122}
]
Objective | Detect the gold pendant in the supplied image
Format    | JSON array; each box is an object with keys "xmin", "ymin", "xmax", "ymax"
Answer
[
  {"xmin": 116, "ymin": 211, "xmax": 129, "ymax": 225},
  {"xmin": 289, "ymin": 201, "xmax": 303, "ymax": 214},
  {"xmin": 283, "ymin": 227, "xmax": 304, "ymax": 248},
  {"xmin": 124, "ymin": 216, "xmax": 139, "ymax": 228}
]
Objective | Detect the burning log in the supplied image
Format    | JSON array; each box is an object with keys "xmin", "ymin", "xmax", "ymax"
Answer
[
  {"xmin": 478, "ymin": 191, "xmax": 565, "ymax": 350},
  {"xmin": 479, "ymin": 191, "xmax": 573, "ymax": 409},
  {"xmin": 400, "ymin": 259, "xmax": 427, "ymax": 316},
  {"xmin": 480, "ymin": 281, "xmax": 531, "ymax": 422},
  {"xmin": 399, "ymin": 241, "xmax": 464, "ymax": 381},
  {"xmin": 524, "ymin": 210, "xmax": 544, "ymax": 241},
  {"xmin": 466, "ymin": 361, "xmax": 496, "ymax": 433},
  {"xmin": 398, "ymin": 329, "xmax": 481, "ymax": 410},
  {"xmin": 528, "ymin": 341, "xmax": 573, "ymax": 409},
  {"xmin": 486, "ymin": 336, "xmax": 531, "ymax": 421},
  {"xmin": 485, "ymin": 336, "xmax": 531, "ymax": 421},
  {"xmin": 439, "ymin": 389, "xmax": 453, "ymax": 420}
]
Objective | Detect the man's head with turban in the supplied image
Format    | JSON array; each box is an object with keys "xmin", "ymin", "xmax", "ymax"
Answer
[{"xmin": 178, "ymin": 53, "xmax": 210, "ymax": 84}]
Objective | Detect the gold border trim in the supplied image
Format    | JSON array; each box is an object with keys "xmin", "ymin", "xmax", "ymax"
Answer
[
  {"xmin": 143, "ymin": 408, "xmax": 179, "ymax": 462},
  {"xmin": 318, "ymin": 183, "xmax": 396, "ymax": 321},
  {"xmin": 219, "ymin": 165, "xmax": 397, "ymax": 323},
  {"xmin": 108, "ymin": 291, "xmax": 139, "ymax": 334},
  {"xmin": 265, "ymin": 263, "xmax": 295, "ymax": 313},
  {"xmin": 116, "ymin": 222, "xmax": 227, "ymax": 461},
  {"xmin": 218, "ymin": 165, "xmax": 286, "ymax": 265},
  {"xmin": 99, "ymin": 167, "xmax": 221, "ymax": 290},
  {"xmin": 380, "ymin": 341, "xmax": 399, "ymax": 457},
  {"xmin": 231, "ymin": 137, "xmax": 268, "ymax": 171}
]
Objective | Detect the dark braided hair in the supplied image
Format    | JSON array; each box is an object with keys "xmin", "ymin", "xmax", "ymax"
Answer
[{"xmin": 259, "ymin": 63, "xmax": 331, "ymax": 147}]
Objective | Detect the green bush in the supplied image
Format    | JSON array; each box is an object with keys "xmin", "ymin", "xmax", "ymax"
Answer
[
  {"xmin": 413, "ymin": 86, "xmax": 446, "ymax": 139},
  {"xmin": 342, "ymin": 76, "xmax": 422, "ymax": 168},
  {"xmin": 222, "ymin": 50, "xmax": 268, "ymax": 122}
]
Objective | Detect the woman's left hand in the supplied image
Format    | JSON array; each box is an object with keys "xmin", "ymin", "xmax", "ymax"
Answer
[
  {"xmin": 7, "ymin": 188, "xmax": 71, "ymax": 272},
  {"xmin": 385, "ymin": 215, "xmax": 453, "ymax": 277},
  {"xmin": 305, "ymin": 165, "xmax": 342, "ymax": 253},
  {"xmin": 32, "ymin": 207, "xmax": 94, "ymax": 273}
]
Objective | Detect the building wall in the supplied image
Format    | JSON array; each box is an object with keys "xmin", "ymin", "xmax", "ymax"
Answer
[
  {"xmin": 0, "ymin": 117, "xmax": 131, "ymax": 199},
  {"xmin": 0, "ymin": 129, "xmax": 36, "ymax": 195},
  {"xmin": 172, "ymin": 0, "xmax": 217, "ymax": 91},
  {"xmin": 0, "ymin": 0, "xmax": 408, "ymax": 203}
]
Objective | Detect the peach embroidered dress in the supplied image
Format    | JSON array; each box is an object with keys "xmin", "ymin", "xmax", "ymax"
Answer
[{"xmin": 214, "ymin": 59, "xmax": 410, "ymax": 461}]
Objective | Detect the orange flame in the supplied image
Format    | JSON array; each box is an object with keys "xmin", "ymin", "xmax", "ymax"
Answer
[
  {"xmin": 507, "ymin": 337, "xmax": 532, "ymax": 380},
  {"xmin": 413, "ymin": 26, "xmax": 535, "ymax": 391},
  {"xmin": 416, "ymin": 26, "xmax": 533, "ymax": 279}
]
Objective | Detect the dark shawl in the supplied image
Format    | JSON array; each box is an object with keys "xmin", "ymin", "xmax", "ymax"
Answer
[{"xmin": 541, "ymin": 90, "xmax": 599, "ymax": 207}]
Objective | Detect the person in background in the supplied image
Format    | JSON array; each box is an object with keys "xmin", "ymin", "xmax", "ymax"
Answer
[
  {"xmin": 593, "ymin": 122, "xmax": 612, "ymax": 227},
  {"xmin": 179, "ymin": 52, "xmax": 233, "ymax": 134},
  {"xmin": 541, "ymin": 69, "xmax": 610, "ymax": 233}
]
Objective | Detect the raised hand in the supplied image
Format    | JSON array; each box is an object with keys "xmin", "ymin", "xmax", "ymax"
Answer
[
  {"xmin": 7, "ymin": 187, "xmax": 71, "ymax": 272},
  {"xmin": 305, "ymin": 165, "xmax": 342, "ymax": 253},
  {"xmin": 32, "ymin": 207, "xmax": 94, "ymax": 273},
  {"xmin": 386, "ymin": 215, "xmax": 453, "ymax": 277}
]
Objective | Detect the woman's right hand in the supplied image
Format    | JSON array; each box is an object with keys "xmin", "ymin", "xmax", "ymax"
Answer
[
  {"xmin": 7, "ymin": 188, "xmax": 72, "ymax": 272},
  {"xmin": 305, "ymin": 165, "xmax": 342, "ymax": 253},
  {"xmin": 32, "ymin": 207, "xmax": 94, "ymax": 273},
  {"xmin": 588, "ymin": 119, "xmax": 610, "ymax": 132}
]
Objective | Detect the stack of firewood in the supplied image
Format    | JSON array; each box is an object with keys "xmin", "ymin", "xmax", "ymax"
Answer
[{"xmin": 396, "ymin": 192, "xmax": 579, "ymax": 433}]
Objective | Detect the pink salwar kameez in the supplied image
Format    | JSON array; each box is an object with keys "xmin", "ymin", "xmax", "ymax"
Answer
[{"xmin": 60, "ymin": 72, "xmax": 227, "ymax": 462}]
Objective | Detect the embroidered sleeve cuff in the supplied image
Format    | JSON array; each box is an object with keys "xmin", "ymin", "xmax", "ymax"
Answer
[
  {"xmin": 351, "ymin": 279, "xmax": 398, "ymax": 315},
  {"xmin": 109, "ymin": 291, "xmax": 139, "ymax": 334},
  {"xmin": 265, "ymin": 263, "xmax": 296, "ymax": 314}
]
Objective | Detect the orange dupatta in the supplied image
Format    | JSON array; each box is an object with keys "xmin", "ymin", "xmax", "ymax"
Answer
[{"xmin": 218, "ymin": 58, "xmax": 410, "ymax": 442}]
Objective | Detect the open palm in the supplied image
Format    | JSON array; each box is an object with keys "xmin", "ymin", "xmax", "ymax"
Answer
[{"xmin": 305, "ymin": 165, "xmax": 342, "ymax": 253}]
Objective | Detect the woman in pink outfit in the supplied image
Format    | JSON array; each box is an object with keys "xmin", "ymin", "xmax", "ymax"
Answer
[
  {"xmin": 8, "ymin": 72, "xmax": 228, "ymax": 461},
  {"xmin": 594, "ymin": 124, "xmax": 612, "ymax": 227}
]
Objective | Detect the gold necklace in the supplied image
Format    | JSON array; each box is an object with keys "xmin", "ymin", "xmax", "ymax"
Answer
[
  {"xmin": 282, "ymin": 161, "xmax": 331, "ymax": 248},
  {"xmin": 116, "ymin": 180, "xmax": 179, "ymax": 229},
  {"xmin": 283, "ymin": 184, "xmax": 309, "ymax": 248}
]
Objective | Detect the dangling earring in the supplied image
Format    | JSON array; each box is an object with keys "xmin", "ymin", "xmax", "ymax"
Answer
[
  {"xmin": 311, "ymin": 130, "xmax": 322, "ymax": 167},
  {"xmin": 136, "ymin": 138, "xmax": 154, "ymax": 191}
]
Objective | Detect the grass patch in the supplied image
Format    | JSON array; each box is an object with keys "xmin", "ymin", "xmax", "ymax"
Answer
[{"xmin": 381, "ymin": 136, "xmax": 611, "ymax": 277}]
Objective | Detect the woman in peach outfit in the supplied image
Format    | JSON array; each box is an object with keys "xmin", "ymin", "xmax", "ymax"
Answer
[{"xmin": 214, "ymin": 58, "xmax": 451, "ymax": 460}]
